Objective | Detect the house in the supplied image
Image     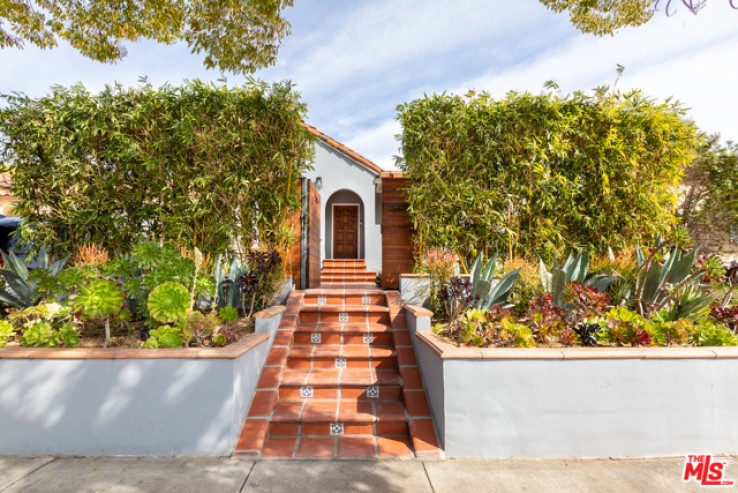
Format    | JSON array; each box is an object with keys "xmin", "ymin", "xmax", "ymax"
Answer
[{"xmin": 289, "ymin": 125, "xmax": 414, "ymax": 290}]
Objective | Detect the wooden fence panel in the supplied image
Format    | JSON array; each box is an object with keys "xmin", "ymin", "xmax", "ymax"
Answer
[
  {"xmin": 307, "ymin": 180, "xmax": 321, "ymax": 289},
  {"xmin": 381, "ymin": 175, "xmax": 415, "ymax": 289}
]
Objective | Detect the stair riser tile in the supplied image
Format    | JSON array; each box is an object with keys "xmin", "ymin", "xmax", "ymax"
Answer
[
  {"xmin": 286, "ymin": 357, "xmax": 398, "ymax": 370},
  {"xmin": 306, "ymin": 313, "xmax": 389, "ymax": 324},
  {"xmin": 303, "ymin": 295, "xmax": 386, "ymax": 306}
]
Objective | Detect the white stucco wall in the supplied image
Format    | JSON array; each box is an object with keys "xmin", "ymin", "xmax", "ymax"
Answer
[
  {"xmin": 303, "ymin": 142, "xmax": 382, "ymax": 273},
  {"xmin": 407, "ymin": 310, "xmax": 738, "ymax": 459},
  {"xmin": 0, "ymin": 335, "xmax": 275, "ymax": 456}
]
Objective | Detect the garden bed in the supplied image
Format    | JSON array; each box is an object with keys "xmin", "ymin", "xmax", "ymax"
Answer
[
  {"xmin": 405, "ymin": 305, "xmax": 738, "ymax": 458},
  {"xmin": 0, "ymin": 306, "xmax": 284, "ymax": 456}
]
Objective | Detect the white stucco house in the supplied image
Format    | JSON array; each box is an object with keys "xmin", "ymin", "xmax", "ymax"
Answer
[{"xmin": 301, "ymin": 125, "xmax": 385, "ymax": 273}]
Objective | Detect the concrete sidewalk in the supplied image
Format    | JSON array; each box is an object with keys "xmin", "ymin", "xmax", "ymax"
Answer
[{"xmin": 0, "ymin": 456, "xmax": 727, "ymax": 492}]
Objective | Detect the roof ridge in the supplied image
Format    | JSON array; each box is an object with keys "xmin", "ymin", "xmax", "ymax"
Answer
[{"xmin": 302, "ymin": 123, "xmax": 384, "ymax": 174}]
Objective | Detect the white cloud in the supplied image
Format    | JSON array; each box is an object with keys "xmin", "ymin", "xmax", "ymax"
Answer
[{"xmin": 2, "ymin": 0, "xmax": 738, "ymax": 168}]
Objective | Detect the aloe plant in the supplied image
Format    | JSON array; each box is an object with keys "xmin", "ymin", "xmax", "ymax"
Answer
[
  {"xmin": 0, "ymin": 247, "xmax": 68, "ymax": 308},
  {"xmin": 539, "ymin": 250, "xmax": 618, "ymax": 306},
  {"xmin": 469, "ymin": 253, "xmax": 520, "ymax": 310}
]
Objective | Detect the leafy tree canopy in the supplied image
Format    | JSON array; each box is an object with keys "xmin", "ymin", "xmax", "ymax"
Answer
[
  {"xmin": 397, "ymin": 89, "xmax": 701, "ymax": 263},
  {"xmin": 540, "ymin": 1, "xmax": 737, "ymax": 36},
  {"xmin": 0, "ymin": 0, "xmax": 293, "ymax": 74},
  {"xmin": 0, "ymin": 79, "xmax": 314, "ymax": 257}
]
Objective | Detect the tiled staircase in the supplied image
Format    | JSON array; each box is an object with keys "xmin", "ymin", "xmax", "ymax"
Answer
[
  {"xmin": 319, "ymin": 259, "xmax": 378, "ymax": 287},
  {"xmin": 234, "ymin": 260, "xmax": 442, "ymax": 459}
]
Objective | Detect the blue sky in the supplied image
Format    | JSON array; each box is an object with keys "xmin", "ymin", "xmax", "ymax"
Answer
[{"xmin": 2, "ymin": 0, "xmax": 738, "ymax": 169}]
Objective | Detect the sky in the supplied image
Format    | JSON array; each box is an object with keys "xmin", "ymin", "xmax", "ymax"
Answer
[{"xmin": 2, "ymin": 1, "xmax": 738, "ymax": 170}]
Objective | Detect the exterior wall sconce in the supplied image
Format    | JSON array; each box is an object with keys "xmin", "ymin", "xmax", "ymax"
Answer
[{"xmin": 315, "ymin": 176, "xmax": 323, "ymax": 190}]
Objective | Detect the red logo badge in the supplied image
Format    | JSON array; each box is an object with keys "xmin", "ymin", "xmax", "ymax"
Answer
[{"xmin": 683, "ymin": 455, "xmax": 735, "ymax": 487}]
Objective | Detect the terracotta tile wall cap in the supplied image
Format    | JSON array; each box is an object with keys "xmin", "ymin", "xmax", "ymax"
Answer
[
  {"xmin": 415, "ymin": 331, "xmax": 731, "ymax": 361},
  {"xmin": 253, "ymin": 305, "xmax": 286, "ymax": 319},
  {"xmin": 0, "ymin": 332, "xmax": 270, "ymax": 360},
  {"xmin": 399, "ymin": 273, "xmax": 430, "ymax": 279},
  {"xmin": 707, "ymin": 347, "xmax": 738, "ymax": 359},
  {"xmin": 404, "ymin": 305, "xmax": 433, "ymax": 317},
  {"xmin": 480, "ymin": 348, "xmax": 566, "ymax": 360}
]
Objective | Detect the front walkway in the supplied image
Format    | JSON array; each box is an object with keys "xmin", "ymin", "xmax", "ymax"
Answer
[
  {"xmin": 234, "ymin": 259, "xmax": 441, "ymax": 458},
  {"xmin": 0, "ymin": 456, "xmax": 711, "ymax": 492}
]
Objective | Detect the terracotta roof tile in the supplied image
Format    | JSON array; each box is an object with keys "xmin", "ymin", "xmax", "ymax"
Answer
[{"xmin": 303, "ymin": 123, "xmax": 384, "ymax": 175}]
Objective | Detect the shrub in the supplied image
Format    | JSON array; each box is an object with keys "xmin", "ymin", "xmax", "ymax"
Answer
[
  {"xmin": 143, "ymin": 326, "xmax": 184, "ymax": 349},
  {"xmin": 0, "ymin": 320, "xmax": 16, "ymax": 347},
  {"xmin": 0, "ymin": 80, "xmax": 313, "ymax": 258},
  {"xmin": 397, "ymin": 90, "xmax": 700, "ymax": 263},
  {"xmin": 218, "ymin": 306, "xmax": 239, "ymax": 324}
]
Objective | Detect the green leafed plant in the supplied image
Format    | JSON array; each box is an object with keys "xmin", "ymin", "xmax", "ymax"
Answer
[
  {"xmin": 0, "ymin": 320, "xmax": 16, "ymax": 347},
  {"xmin": 73, "ymin": 279, "xmax": 124, "ymax": 347},
  {"xmin": 469, "ymin": 253, "xmax": 520, "ymax": 310},
  {"xmin": 143, "ymin": 326, "xmax": 184, "ymax": 349},
  {"xmin": 540, "ymin": 250, "xmax": 619, "ymax": 307},
  {"xmin": 218, "ymin": 305, "xmax": 239, "ymax": 324},
  {"xmin": 147, "ymin": 282, "xmax": 190, "ymax": 324},
  {"xmin": 0, "ymin": 247, "xmax": 67, "ymax": 308}
]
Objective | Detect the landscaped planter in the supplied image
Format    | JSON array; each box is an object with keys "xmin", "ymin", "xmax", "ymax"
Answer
[
  {"xmin": 405, "ymin": 305, "xmax": 738, "ymax": 459},
  {"xmin": 400, "ymin": 273, "xmax": 431, "ymax": 306},
  {"xmin": 0, "ymin": 306, "xmax": 285, "ymax": 456}
]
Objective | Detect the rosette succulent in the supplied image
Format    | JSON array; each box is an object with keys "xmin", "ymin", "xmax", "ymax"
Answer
[
  {"xmin": 73, "ymin": 279, "xmax": 124, "ymax": 347},
  {"xmin": 147, "ymin": 281, "xmax": 190, "ymax": 324}
]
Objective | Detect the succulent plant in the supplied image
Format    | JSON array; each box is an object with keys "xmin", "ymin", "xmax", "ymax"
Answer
[
  {"xmin": 147, "ymin": 281, "xmax": 190, "ymax": 324},
  {"xmin": 132, "ymin": 241, "xmax": 166, "ymax": 271},
  {"xmin": 218, "ymin": 305, "xmax": 238, "ymax": 323},
  {"xmin": 0, "ymin": 320, "xmax": 16, "ymax": 347},
  {"xmin": 469, "ymin": 253, "xmax": 520, "ymax": 310},
  {"xmin": 73, "ymin": 279, "xmax": 124, "ymax": 321},
  {"xmin": 574, "ymin": 322, "xmax": 601, "ymax": 347},
  {"xmin": 143, "ymin": 326, "xmax": 184, "ymax": 349},
  {"xmin": 73, "ymin": 279, "xmax": 124, "ymax": 347},
  {"xmin": 0, "ymin": 247, "xmax": 68, "ymax": 309}
]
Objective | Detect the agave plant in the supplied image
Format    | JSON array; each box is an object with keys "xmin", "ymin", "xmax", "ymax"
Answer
[
  {"xmin": 468, "ymin": 253, "xmax": 520, "ymax": 310},
  {"xmin": 213, "ymin": 256, "xmax": 248, "ymax": 309},
  {"xmin": 632, "ymin": 243, "xmax": 714, "ymax": 320},
  {"xmin": 539, "ymin": 250, "xmax": 618, "ymax": 307},
  {"xmin": 0, "ymin": 247, "xmax": 68, "ymax": 309}
]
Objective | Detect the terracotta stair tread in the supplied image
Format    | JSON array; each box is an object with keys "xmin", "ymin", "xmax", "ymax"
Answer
[
  {"xmin": 271, "ymin": 399, "xmax": 408, "ymax": 423},
  {"xmin": 295, "ymin": 322, "xmax": 392, "ymax": 333},
  {"xmin": 280, "ymin": 368, "xmax": 402, "ymax": 387},
  {"xmin": 300, "ymin": 304, "xmax": 389, "ymax": 313}
]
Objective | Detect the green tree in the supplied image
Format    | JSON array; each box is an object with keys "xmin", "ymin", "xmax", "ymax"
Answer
[
  {"xmin": 397, "ymin": 89, "xmax": 700, "ymax": 264},
  {"xmin": 0, "ymin": 79, "xmax": 313, "ymax": 258},
  {"xmin": 540, "ymin": 0, "xmax": 654, "ymax": 35},
  {"xmin": 680, "ymin": 135, "xmax": 738, "ymax": 252},
  {"xmin": 0, "ymin": 0, "xmax": 293, "ymax": 74},
  {"xmin": 539, "ymin": 1, "xmax": 737, "ymax": 35}
]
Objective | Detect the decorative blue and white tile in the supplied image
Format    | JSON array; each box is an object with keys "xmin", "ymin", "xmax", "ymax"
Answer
[
  {"xmin": 330, "ymin": 423, "xmax": 344, "ymax": 436},
  {"xmin": 335, "ymin": 357, "xmax": 347, "ymax": 369},
  {"xmin": 300, "ymin": 386, "xmax": 314, "ymax": 398},
  {"xmin": 317, "ymin": 295, "xmax": 327, "ymax": 306},
  {"xmin": 363, "ymin": 334, "xmax": 374, "ymax": 344},
  {"xmin": 311, "ymin": 333, "xmax": 321, "ymax": 344},
  {"xmin": 361, "ymin": 295, "xmax": 371, "ymax": 305},
  {"xmin": 339, "ymin": 312, "xmax": 349, "ymax": 323},
  {"xmin": 366, "ymin": 385, "xmax": 380, "ymax": 399}
]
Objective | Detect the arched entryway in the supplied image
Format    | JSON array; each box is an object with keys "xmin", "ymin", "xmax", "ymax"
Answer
[{"xmin": 325, "ymin": 189, "xmax": 364, "ymax": 259}]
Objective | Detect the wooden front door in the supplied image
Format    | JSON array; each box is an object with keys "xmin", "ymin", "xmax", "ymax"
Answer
[{"xmin": 333, "ymin": 205, "xmax": 359, "ymax": 259}]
